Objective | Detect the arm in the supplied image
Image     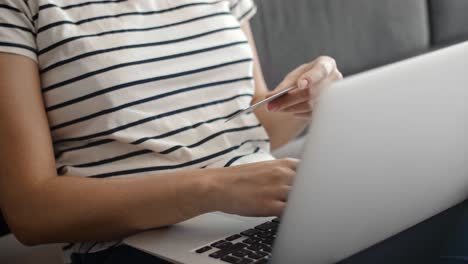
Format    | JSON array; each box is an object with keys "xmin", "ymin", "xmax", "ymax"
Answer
[
  {"xmin": 0, "ymin": 52, "xmax": 216, "ymax": 244},
  {"xmin": 0, "ymin": 53, "xmax": 297, "ymax": 245},
  {"xmin": 241, "ymin": 24, "xmax": 343, "ymax": 150}
]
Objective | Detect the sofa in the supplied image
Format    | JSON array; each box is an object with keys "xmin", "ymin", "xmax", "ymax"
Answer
[
  {"xmin": 2, "ymin": 0, "xmax": 468, "ymax": 263},
  {"xmin": 252, "ymin": 0, "xmax": 468, "ymax": 87}
]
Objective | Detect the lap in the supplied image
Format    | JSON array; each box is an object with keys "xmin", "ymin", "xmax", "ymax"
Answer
[{"xmin": 70, "ymin": 244, "xmax": 170, "ymax": 264}]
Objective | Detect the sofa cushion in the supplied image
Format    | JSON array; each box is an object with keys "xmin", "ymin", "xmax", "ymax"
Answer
[
  {"xmin": 429, "ymin": 0, "xmax": 468, "ymax": 46},
  {"xmin": 250, "ymin": 0, "xmax": 430, "ymax": 88}
]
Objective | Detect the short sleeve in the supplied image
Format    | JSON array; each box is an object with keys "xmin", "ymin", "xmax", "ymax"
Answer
[
  {"xmin": 0, "ymin": 0, "xmax": 37, "ymax": 62},
  {"xmin": 229, "ymin": 0, "xmax": 257, "ymax": 25}
]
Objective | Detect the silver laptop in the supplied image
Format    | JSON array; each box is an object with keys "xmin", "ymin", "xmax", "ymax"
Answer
[{"xmin": 124, "ymin": 41, "xmax": 468, "ymax": 264}]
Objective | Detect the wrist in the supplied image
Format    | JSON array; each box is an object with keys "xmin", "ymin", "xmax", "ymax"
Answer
[
  {"xmin": 174, "ymin": 168, "xmax": 224, "ymax": 217},
  {"xmin": 199, "ymin": 168, "xmax": 226, "ymax": 213}
]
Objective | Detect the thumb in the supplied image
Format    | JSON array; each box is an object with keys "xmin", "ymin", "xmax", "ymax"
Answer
[
  {"xmin": 265, "ymin": 79, "xmax": 307, "ymax": 99},
  {"xmin": 268, "ymin": 63, "xmax": 315, "ymax": 97}
]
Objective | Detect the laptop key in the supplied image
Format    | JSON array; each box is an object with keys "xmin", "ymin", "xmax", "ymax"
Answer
[
  {"xmin": 248, "ymin": 251, "xmax": 268, "ymax": 260},
  {"xmin": 195, "ymin": 246, "xmax": 212, "ymax": 254},
  {"xmin": 242, "ymin": 237, "xmax": 260, "ymax": 245},
  {"xmin": 259, "ymin": 244, "xmax": 272, "ymax": 253},
  {"xmin": 256, "ymin": 231, "xmax": 274, "ymax": 239},
  {"xmin": 259, "ymin": 238, "xmax": 274, "ymax": 246},
  {"xmin": 241, "ymin": 229, "xmax": 261, "ymax": 237},
  {"xmin": 226, "ymin": 234, "xmax": 242, "ymax": 241},
  {"xmin": 212, "ymin": 241, "xmax": 233, "ymax": 249},
  {"xmin": 255, "ymin": 222, "xmax": 278, "ymax": 231},
  {"xmin": 211, "ymin": 240, "xmax": 227, "ymax": 248},
  {"xmin": 255, "ymin": 259, "xmax": 268, "ymax": 264},
  {"xmin": 238, "ymin": 258, "xmax": 255, "ymax": 264},
  {"xmin": 209, "ymin": 243, "xmax": 247, "ymax": 259},
  {"xmin": 247, "ymin": 243, "xmax": 263, "ymax": 252},
  {"xmin": 221, "ymin": 255, "xmax": 241, "ymax": 263},
  {"xmin": 232, "ymin": 249, "xmax": 251, "ymax": 258},
  {"xmin": 209, "ymin": 250, "xmax": 228, "ymax": 259}
]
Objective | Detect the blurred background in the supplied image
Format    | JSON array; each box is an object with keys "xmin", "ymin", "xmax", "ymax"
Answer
[
  {"xmin": 252, "ymin": 0, "xmax": 468, "ymax": 88},
  {"xmin": 2, "ymin": 0, "xmax": 468, "ymax": 263}
]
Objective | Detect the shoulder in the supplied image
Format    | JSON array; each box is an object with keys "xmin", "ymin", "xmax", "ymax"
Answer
[{"xmin": 0, "ymin": 0, "xmax": 38, "ymax": 20}]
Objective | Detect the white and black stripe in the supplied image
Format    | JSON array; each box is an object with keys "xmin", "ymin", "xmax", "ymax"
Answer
[
  {"xmin": 53, "ymin": 92, "xmax": 255, "ymax": 144},
  {"xmin": 38, "ymin": 11, "xmax": 232, "ymax": 56},
  {"xmin": 50, "ymin": 76, "xmax": 253, "ymax": 130},
  {"xmin": 36, "ymin": 1, "xmax": 223, "ymax": 34},
  {"xmin": 0, "ymin": 0, "xmax": 272, "ymax": 259},
  {"xmin": 70, "ymin": 123, "xmax": 263, "ymax": 168},
  {"xmin": 90, "ymin": 138, "xmax": 270, "ymax": 178},
  {"xmin": 46, "ymin": 57, "xmax": 252, "ymax": 112}
]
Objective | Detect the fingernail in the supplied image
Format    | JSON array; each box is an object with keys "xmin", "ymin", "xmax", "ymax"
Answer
[
  {"xmin": 299, "ymin": 79, "xmax": 309, "ymax": 90},
  {"xmin": 268, "ymin": 103, "xmax": 279, "ymax": 112},
  {"xmin": 323, "ymin": 61, "xmax": 334, "ymax": 76}
]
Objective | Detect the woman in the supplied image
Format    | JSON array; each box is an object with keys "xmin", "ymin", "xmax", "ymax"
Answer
[{"xmin": 0, "ymin": 0, "xmax": 342, "ymax": 263}]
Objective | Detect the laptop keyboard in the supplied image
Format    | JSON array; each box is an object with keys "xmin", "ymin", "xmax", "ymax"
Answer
[{"xmin": 193, "ymin": 218, "xmax": 280, "ymax": 264}]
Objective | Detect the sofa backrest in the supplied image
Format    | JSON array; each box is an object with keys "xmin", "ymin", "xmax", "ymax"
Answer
[
  {"xmin": 251, "ymin": 0, "xmax": 468, "ymax": 88},
  {"xmin": 429, "ymin": 0, "xmax": 468, "ymax": 46}
]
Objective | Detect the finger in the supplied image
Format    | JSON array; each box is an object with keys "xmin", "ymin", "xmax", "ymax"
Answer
[
  {"xmin": 297, "ymin": 69, "xmax": 341, "ymax": 100},
  {"xmin": 270, "ymin": 201, "xmax": 287, "ymax": 217},
  {"xmin": 283, "ymin": 171, "xmax": 295, "ymax": 186},
  {"xmin": 268, "ymin": 58, "xmax": 337, "ymax": 111},
  {"xmin": 277, "ymin": 186, "xmax": 292, "ymax": 202},
  {"xmin": 297, "ymin": 56, "xmax": 336, "ymax": 90},
  {"xmin": 325, "ymin": 69, "xmax": 343, "ymax": 83},
  {"xmin": 293, "ymin": 112, "xmax": 313, "ymax": 119},
  {"xmin": 333, "ymin": 69, "xmax": 344, "ymax": 80},
  {"xmin": 281, "ymin": 100, "xmax": 315, "ymax": 114},
  {"xmin": 272, "ymin": 166, "xmax": 295, "ymax": 186},
  {"xmin": 266, "ymin": 63, "xmax": 316, "ymax": 98},
  {"xmin": 267, "ymin": 85, "xmax": 315, "ymax": 112},
  {"xmin": 281, "ymin": 158, "xmax": 300, "ymax": 171},
  {"xmin": 270, "ymin": 56, "xmax": 337, "ymax": 96}
]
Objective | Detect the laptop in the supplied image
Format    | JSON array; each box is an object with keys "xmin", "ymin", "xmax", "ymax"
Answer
[{"xmin": 124, "ymin": 41, "xmax": 468, "ymax": 264}]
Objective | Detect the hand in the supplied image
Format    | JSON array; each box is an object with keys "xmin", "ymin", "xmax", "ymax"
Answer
[
  {"xmin": 210, "ymin": 158, "xmax": 299, "ymax": 217},
  {"xmin": 266, "ymin": 56, "xmax": 343, "ymax": 119}
]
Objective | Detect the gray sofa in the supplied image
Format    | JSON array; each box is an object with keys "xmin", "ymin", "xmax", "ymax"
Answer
[
  {"xmin": 252, "ymin": 0, "xmax": 468, "ymax": 88},
  {"xmin": 2, "ymin": 0, "xmax": 468, "ymax": 263}
]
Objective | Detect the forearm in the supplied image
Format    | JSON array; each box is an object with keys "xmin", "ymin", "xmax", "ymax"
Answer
[
  {"xmin": 5, "ymin": 169, "xmax": 216, "ymax": 245},
  {"xmin": 0, "ymin": 53, "xmax": 217, "ymax": 245}
]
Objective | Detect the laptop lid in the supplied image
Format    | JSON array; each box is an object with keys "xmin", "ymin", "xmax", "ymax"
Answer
[{"xmin": 271, "ymin": 42, "xmax": 468, "ymax": 264}]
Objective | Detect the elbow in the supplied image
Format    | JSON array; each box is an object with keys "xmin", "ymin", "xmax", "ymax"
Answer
[
  {"xmin": 15, "ymin": 233, "xmax": 40, "ymax": 247},
  {"xmin": 3, "ymin": 209, "xmax": 51, "ymax": 246},
  {"xmin": 13, "ymin": 227, "xmax": 44, "ymax": 247},
  {"xmin": 9, "ymin": 221, "xmax": 45, "ymax": 246}
]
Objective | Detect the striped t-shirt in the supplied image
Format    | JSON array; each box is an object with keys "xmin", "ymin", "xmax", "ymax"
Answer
[{"xmin": 0, "ymin": 0, "xmax": 274, "ymax": 258}]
